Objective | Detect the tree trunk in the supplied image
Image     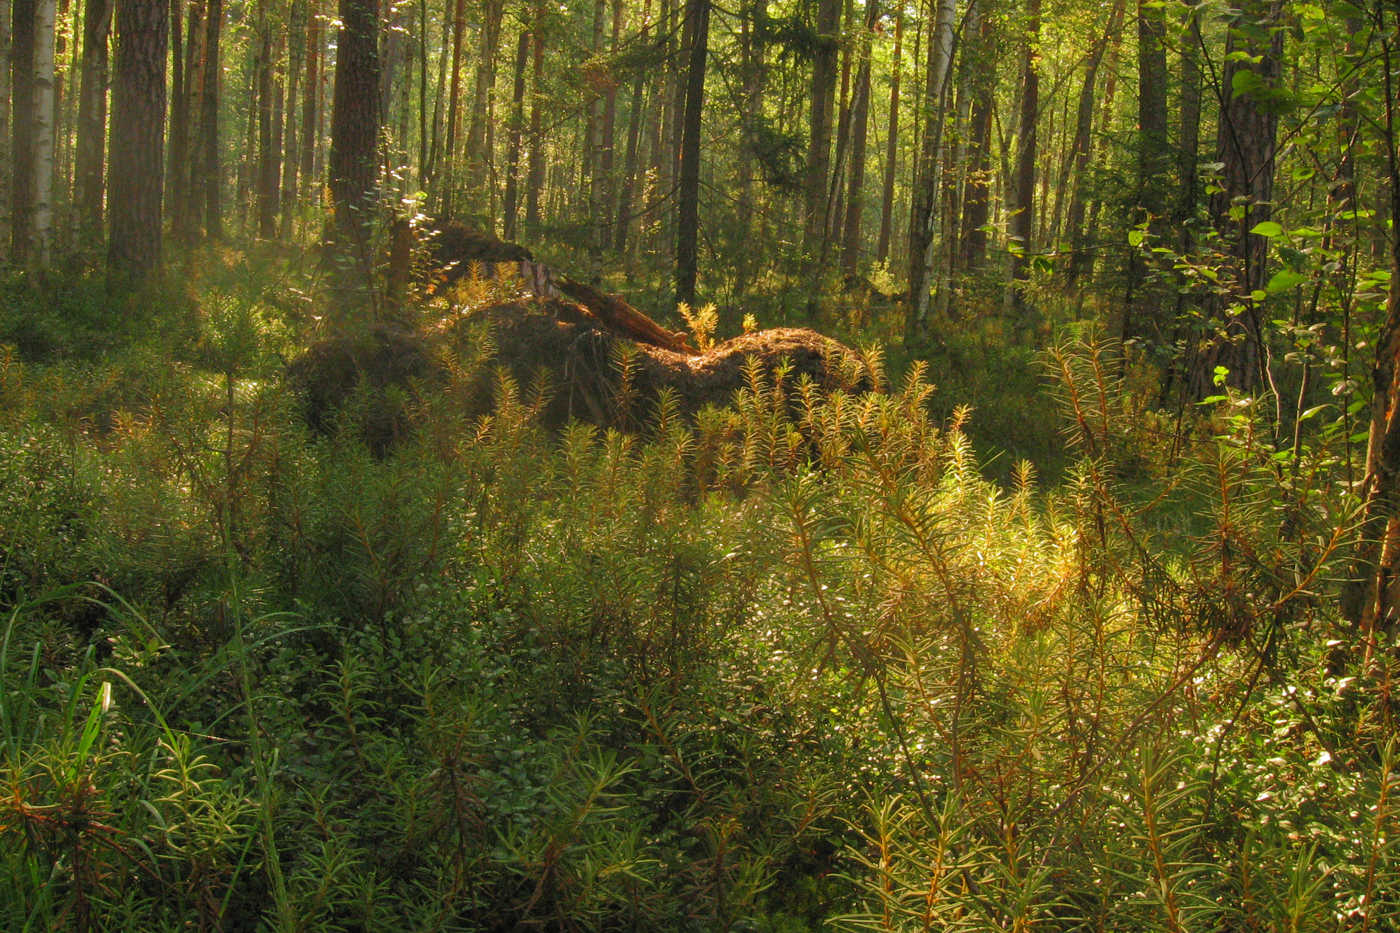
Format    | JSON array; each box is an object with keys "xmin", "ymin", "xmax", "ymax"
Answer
[
  {"xmin": 280, "ymin": 0, "xmax": 302, "ymax": 236},
  {"xmin": 75, "ymin": 0, "xmax": 112, "ymax": 240},
  {"xmin": 839, "ymin": 0, "xmax": 877, "ymax": 276},
  {"xmin": 875, "ymin": 1, "xmax": 902, "ymax": 265},
  {"xmin": 502, "ymin": 26, "xmax": 529, "ymax": 241},
  {"xmin": 298, "ymin": 0, "xmax": 317, "ymax": 204},
  {"xmin": 440, "ymin": 0, "xmax": 465, "ymax": 217},
  {"xmin": 1186, "ymin": 0, "xmax": 1284, "ymax": 398},
  {"xmin": 824, "ymin": 0, "xmax": 855, "ymax": 253},
  {"xmin": 10, "ymin": 0, "xmax": 36, "ymax": 262},
  {"xmin": 1064, "ymin": 0, "xmax": 1123, "ymax": 284},
  {"xmin": 1122, "ymin": 0, "xmax": 1169, "ymax": 341},
  {"xmin": 1342, "ymin": 15, "xmax": 1400, "ymax": 644},
  {"xmin": 597, "ymin": 0, "xmax": 623, "ymax": 252},
  {"xmin": 31, "ymin": 0, "xmax": 54, "ymax": 265},
  {"xmin": 525, "ymin": 4, "xmax": 544, "ymax": 233},
  {"xmin": 256, "ymin": 15, "xmax": 278, "ymax": 238},
  {"xmin": 907, "ymin": 0, "xmax": 957, "ymax": 328},
  {"xmin": 465, "ymin": 0, "xmax": 505, "ymax": 213},
  {"xmin": 802, "ymin": 0, "xmax": 839, "ymax": 253},
  {"xmin": 166, "ymin": 0, "xmax": 183, "ymax": 220},
  {"xmin": 614, "ymin": 0, "xmax": 651, "ymax": 255},
  {"xmin": 1008, "ymin": 0, "xmax": 1040, "ymax": 314},
  {"xmin": 673, "ymin": 0, "xmax": 708, "ymax": 306},
  {"xmin": 200, "ymin": 0, "xmax": 221, "ymax": 237},
  {"xmin": 329, "ymin": 0, "xmax": 379, "ymax": 244},
  {"xmin": 108, "ymin": 0, "xmax": 169, "ymax": 283}
]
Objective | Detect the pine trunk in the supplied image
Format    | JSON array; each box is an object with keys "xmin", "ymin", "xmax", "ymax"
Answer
[
  {"xmin": 75, "ymin": 0, "xmax": 112, "ymax": 239},
  {"xmin": 328, "ymin": 0, "xmax": 380, "ymax": 243},
  {"xmin": 200, "ymin": 0, "xmax": 221, "ymax": 237},
  {"xmin": 875, "ymin": 3, "xmax": 901, "ymax": 265},
  {"xmin": 108, "ymin": 0, "xmax": 169, "ymax": 283},
  {"xmin": 906, "ymin": 0, "xmax": 957, "ymax": 327},
  {"xmin": 802, "ymin": 0, "xmax": 839, "ymax": 252},
  {"xmin": 839, "ymin": 0, "xmax": 877, "ymax": 276},
  {"xmin": 674, "ymin": 0, "xmax": 708, "ymax": 305},
  {"xmin": 1064, "ymin": 0, "xmax": 1122, "ymax": 284},
  {"xmin": 1008, "ymin": 0, "xmax": 1040, "ymax": 314},
  {"xmin": 31, "ymin": 0, "xmax": 54, "ymax": 265},
  {"xmin": 1186, "ymin": 0, "xmax": 1284, "ymax": 398},
  {"xmin": 10, "ymin": 0, "xmax": 35, "ymax": 261},
  {"xmin": 502, "ymin": 27, "xmax": 529, "ymax": 241},
  {"xmin": 524, "ymin": 4, "xmax": 544, "ymax": 233}
]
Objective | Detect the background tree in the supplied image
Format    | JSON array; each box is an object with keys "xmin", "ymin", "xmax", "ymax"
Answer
[
  {"xmin": 328, "ymin": 0, "xmax": 379, "ymax": 245},
  {"xmin": 107, "ymin": 0, "xmax": 168, "ymax": 283}
]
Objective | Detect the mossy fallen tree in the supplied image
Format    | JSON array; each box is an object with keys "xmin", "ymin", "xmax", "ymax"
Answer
[{"xmin": 289, "ymin": 291, "xmax": 874, "ymax": 449}]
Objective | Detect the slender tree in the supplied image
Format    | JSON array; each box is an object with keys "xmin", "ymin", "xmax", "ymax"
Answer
[
  {"xmin": 1187, "ymin": 0, "xmax": 1284, "ymax": 397},
  {"xmin": 1064, "ymin": 0, "xmax": 1123, "ymax": 283},
  {"xmin": 840, "ymin": 0, "xmax": 878, "ymax": 276},
  {"xmin": 875, "ymin": 0, "xmax": 902, "ymax": 265},
  {"xmin": 1008, "ymin": 0, "xmax": 1040, "ymax": 313},
  {"xmin": 108, "ymin": 0, "xmax": 169, "ymax": 283},
  {"xmin": 31, "ymin": 0, "xmax": 55, "ymax": 265},
  {"xmin": 298, "ymin": 0, "xmax": 317, "ymax": 204},
  {"xmin": 439, "ymin": 0, "xmax": 465, "ymax": 217},
  {"xmin": 674, "ymin": 0, "xmax": 709, "ymax": 305},
  {"xmin": 75, "ymin": 0, "xmax": 113, "ymax": 239},
  {"xmin": 525, "ymin": 3, "xmax": 545, "ymax": 233},
  {"xmin": 10, "ymin": 0, "xmax": 36, "ymax": 261},
  {"xmin": 803, "ymin": 0, "xmax": 840, "ymax": 252},
  {"xmin": 907, "ymin": 0, "xmax": 958, "ymax": 326},
  {"xmin": 328, "ymin": 0, "xmax": 379, "ymax": 243},
  {"xmin": 199, "ymin": 0, "xmax": 221, "ymax": 237},
  {"xmin": 502, "ymin": 26, "xmax": 529, "ymax": 241}
]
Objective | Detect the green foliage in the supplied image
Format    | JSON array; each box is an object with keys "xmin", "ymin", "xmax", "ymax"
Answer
[{"xmin": 2, "ymin": 266, "xmax": 1398, "ymax": 929}]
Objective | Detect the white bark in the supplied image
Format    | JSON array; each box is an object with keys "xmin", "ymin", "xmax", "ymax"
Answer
[{"xmin": 32, "ymin": 0, "xmax": 55, "ymax": 265}]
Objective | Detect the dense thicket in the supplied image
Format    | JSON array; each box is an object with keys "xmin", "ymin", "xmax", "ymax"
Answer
[{"xmin": 4, "ymin": 0, "xmax": 1400, "ymax": 927}]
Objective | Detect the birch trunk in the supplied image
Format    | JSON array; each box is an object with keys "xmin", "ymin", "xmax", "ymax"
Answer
[{"xmin": 906, "ymin": 0, "xmax": 957, "ymax": 331}]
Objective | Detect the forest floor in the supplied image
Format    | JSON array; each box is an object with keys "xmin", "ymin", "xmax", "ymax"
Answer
[{"xmin": 0, "ymin": 246, "xmax": 1396, "ymax": 929}]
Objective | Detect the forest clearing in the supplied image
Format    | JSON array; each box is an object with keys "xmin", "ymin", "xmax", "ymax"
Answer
[{"xmin": 3, "ymin": 0, "xmax": 1400, "ymax": 928}]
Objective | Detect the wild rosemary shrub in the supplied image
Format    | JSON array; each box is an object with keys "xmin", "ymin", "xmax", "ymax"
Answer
[{"xmin": 0, "ymin": 270, "xmax": 1395, "ymax": 929}]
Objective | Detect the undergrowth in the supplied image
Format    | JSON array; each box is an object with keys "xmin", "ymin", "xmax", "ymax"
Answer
[{"xmin": 0, "ymin": 259, "xmax": 1396, "ymax": 930}]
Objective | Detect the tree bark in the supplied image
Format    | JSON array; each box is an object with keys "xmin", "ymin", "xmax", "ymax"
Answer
[
  {"xmin": 256, "ymin": 14, "xmax": 278, "ymax": 238},
  {"xmin": 1186, "ymin": 0, "xmax": 1284, "ymax": 398},
  {"xmin": 439, "ymin": 0, "xmax": 465, "ymax": 217},
  {"xmin": 108, "ymin": 0, "xmax": 169, "ymax": 283},
  {"xmin": 1008, "ymin": 0, "xmax": 1040, "ymax": 314},
  {"xmin": 673, "ymin": 0, "xmax": 708, "ymax": 306},
  {"xmin": 1064, "ymin": 0, "xmax": 1123, "ymax": 284},
  {"xmin": 1342, "ymin": 14, "xmax": 1400, "ymax": 644},
  {"xmin": 802, "ymin": 0, "xmax": 839, "ymax": 252},
  {"xmin": 525, "ymin": 4, "xmax": 545, "ymax": 233},
  {"xmin": 839, "ymin": 0, "xmax": 877, "ymax": 276},
  {"xmin": 298, "ymin": 0, "xmax": 317, "ymax": 204},
  {"xmin": 1122, "ymin": 0, "xmax": 1169, "ymax": 341},
  {"xmin": 875, "ymin": 1, "xmax": 902, "ymax": 265},
  {"xmin": 31, "ymin": 0, "xmax": 54, "ymax": 265},
  {"xmin": 75, "ymin": 0, "xmax": 113, "ymax": 240},
  {"xmin": 329, "ymin": 0, "xmax": 379, "ymax": 244},
  {"xmin": 614, "ymin": 0, "xmax": 652, "ymax": 255},
  {"xmin": 10, "ymin": 0, "xmax": 35, "ymax": 262},
  {"xmin": 502, "ymin": 26, "xmax": 529, "ymax": 241},
  {"xmin": 280, "ymin": 0, "xmax": 301, "ymax": 235},
  {"xmin": 596, "ymin": 0, "xmax": 623, "ymax": 251},
  {"xmin": 907, "ymin": 0, "xmax": 958, "ymax": 328},
  {"xmin": 199, "ymin": 0, "xmax": 221, "ymax": 237},
  {"xmin": 465, "ymin": 0, "xmax": 505, "ymax": 213}
]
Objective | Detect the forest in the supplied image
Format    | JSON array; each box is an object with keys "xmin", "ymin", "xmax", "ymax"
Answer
[{"xmin": 3, "ymin": 0, "xmax": 1400, "ymax": 927}]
